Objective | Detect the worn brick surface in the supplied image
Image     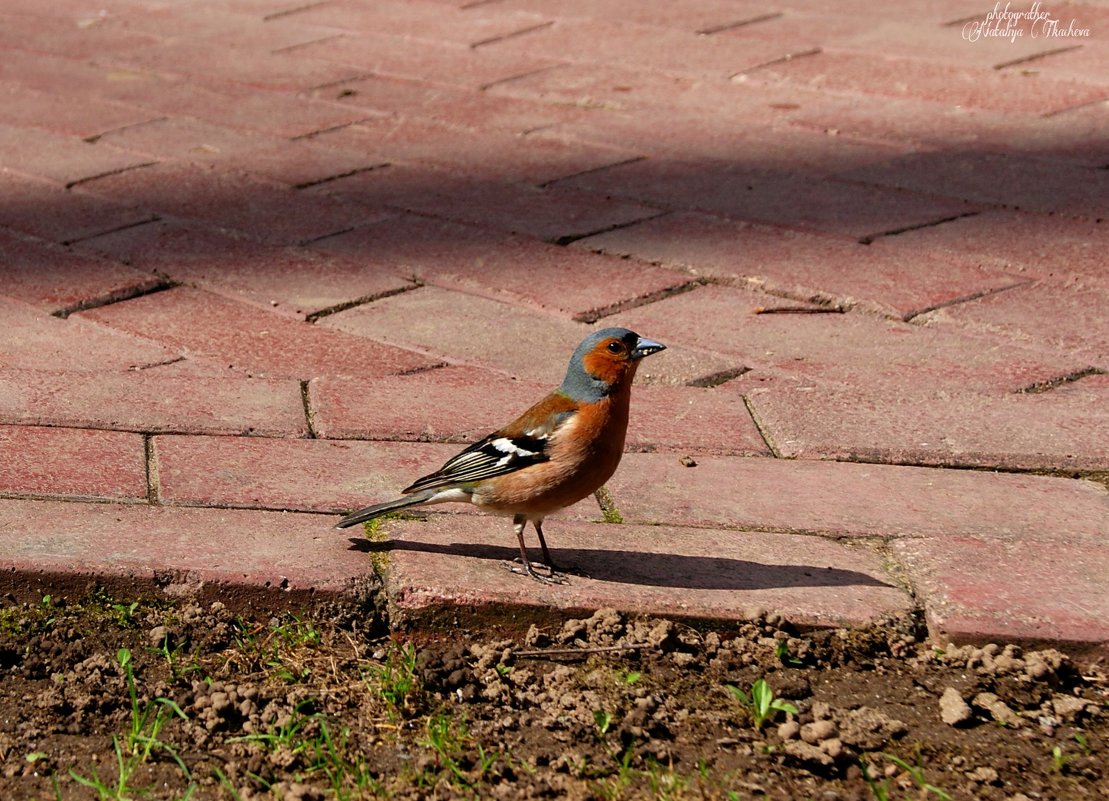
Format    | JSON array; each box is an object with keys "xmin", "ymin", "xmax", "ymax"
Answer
[
  {"xmin": 0, "ymin": 367, "xmax": 308, "ymax": 436},
  {"xmin": 313, "ymin": 74, "xmax": 588, "ymax": 134},
  {"xmin": 375, "ymin": 516, "xmax": 911, "ymax": 627},
  {"xmin": 578, "ymin": 211, "xmax": 1023, "ymax": 320},
  {"xmin": 745, "ymin": 50, "xmax": 1107, "ymax": 115},
  {"xmin": 744, "ymin": 385, "xmax": 1109, "ymax": 471},
  {"xmin": 0, "ymin": 499, "xmax": 371, "ymax": 602},
  {"xmin": 319, "ymin": 286, "xmax": 737, "ymax": 386},
  {"xmin": 154, "ymin": 434, "xmax": 601, "ymax": 520},
  {"xmin": 309, "ymin": 368, "xmax": 768, "ymax": 455},
  {"xmin": 0, "ymin": 82, "xmax": 158, "ymax": 139},
  {"xmin": 0, "ymin": 122, "xmax": 153, "ymax": 187},
  {"xmin": 607, "ymin": 284, "xmax": 1075, "ymax": 393},
  {"xmin": 73, "ymin": 219, "xmax": 412, "ymax": 318},
  {"xmin": 79, "ymin": 161, "xmax": 377, "ymax": 245},
  {"xmin": 312, "ymin": 115, "xmax": 641, "ymax": 186},
  {"xmin": 313, "ymin": 162, "xmax": 663, "ymax": 243},
  {"xmin": 0, "ymin": 425, "xmax": 146, "ymax": 500},
  {"xmin": 0, "ymin": 296, "xmax": 173, "ymax": 372},
  {"xmin": 845, "ymin": 151, "xmax": 1109, "ymax": 219},
  {"xmin": 562, "ymin": 159, "xmax": 976, "ymax": 240},
  {"xmin": 286, "ymin": 31, "xmax": 560, "ymax": 89},
  {"xmin": 606, "ymin": 454, "xmax": 1109, "ymax": 540},
  {"xmin": 0, "ymin": 171, "xmax": 156, "ymax": 244},
  {"xmin": 0, "ymin": 228, "xmax": 162, "ymax": 315},
  {"xmin": 485, "ymin": 18, "xmax": 811, "ymax": 77},
  {"xmin": 78, "ymin": 287, "xmax": 435, "ymax": 380},
  {"xmin": 101, "ymin": 76, "xmax": 369, "ymax": 139},
  {"xmin": 306, "ymin": 213, "xmax": 691, "ymax": 321},
  {"xmin": 922, "ymin": 281, "xmax": 1109, "ymax": 363},
  {"xmin": 787, "ymin": 95, "xmax": 1109, "ymax": 169},
  {"xmin": 868, "ymin": 209, "xmax": 1109, "ymax": 283},
  {"xmin": 892, "ymin": 536, "xmax": 1109, "ymax": 656}
]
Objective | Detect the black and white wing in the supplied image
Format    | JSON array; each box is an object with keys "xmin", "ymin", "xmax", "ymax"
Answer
[{"xmin": 402, "ymin": 433, "xmax": 551, "ymax": 494}]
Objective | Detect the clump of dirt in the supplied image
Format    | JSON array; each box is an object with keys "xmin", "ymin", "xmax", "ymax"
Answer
[{"xmin": 0, "ymin": 592, "xmax": 1105, "ymax": 800}]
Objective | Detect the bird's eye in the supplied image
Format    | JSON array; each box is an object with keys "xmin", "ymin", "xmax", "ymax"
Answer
[{"xmin": 606, "ymin": 341, "xmax": 624, "ymax": 354}]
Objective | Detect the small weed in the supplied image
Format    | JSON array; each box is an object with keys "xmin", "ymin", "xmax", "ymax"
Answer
[
  {"xmin": 417, "ymin": 711, "xmax": 501, "ymax": 790},
  {"xmin": 69, "ymin": 648, "xmax": 193, "ymax": 800},
  {"xmin": 366, "ymin": 642, "xmax": 420, "ymax": 719},
  {"xmin": 724, "ymin": 678, "xmax": 798, "ymax": 730},
  {"xmin": 775, "ymin": 639, "xmax": 803, "ymax": 667},
  {"xmin": 621, "ymin": 670, "xmax": 642, "ymax": 685},
  {"xmin": 594, "ymin": 709, "xmax": 614, "ymax": 738},
  {"xmin": 862, "ymin": 752, "xmax": 951, "ymax": 801}
]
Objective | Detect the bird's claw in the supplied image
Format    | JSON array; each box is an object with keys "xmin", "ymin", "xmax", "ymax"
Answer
[{"xmin": 506, "ymin": 559, "xmax": 569, "ymax": 585}]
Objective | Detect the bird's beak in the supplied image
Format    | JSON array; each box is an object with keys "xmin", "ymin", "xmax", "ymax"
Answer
[{"xmin": 631, "ymin": 336, "xmax": 666, "ymax": 360}]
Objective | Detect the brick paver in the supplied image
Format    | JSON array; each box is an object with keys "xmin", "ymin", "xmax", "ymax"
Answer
[
  {"xmin": 0, "ymin": 0, "xmax": 1106, "ymax": 651},
  {"xmin": 374, "ymin": 516, "xmax": 912, "ymax": 629}
]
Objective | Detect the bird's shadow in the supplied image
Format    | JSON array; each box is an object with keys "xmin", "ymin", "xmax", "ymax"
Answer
[{"xmin": 347, "ymin": 538, "xmax": 892, "ymax": 591}]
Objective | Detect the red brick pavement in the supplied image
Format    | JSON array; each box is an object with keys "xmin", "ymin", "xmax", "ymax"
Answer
[{"xmin": 0, "ymin": 0, "xmax": 1106, "ymax": 652}]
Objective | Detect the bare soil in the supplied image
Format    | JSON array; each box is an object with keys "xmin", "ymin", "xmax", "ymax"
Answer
[{"xmin": 0, "ymin": 591, "xmax": 1105, "ymax": 800}]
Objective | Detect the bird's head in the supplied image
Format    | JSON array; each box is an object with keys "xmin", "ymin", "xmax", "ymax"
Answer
[{"xmin": 560, "ymin": 328, "xmax": 666, "ymax": 401}]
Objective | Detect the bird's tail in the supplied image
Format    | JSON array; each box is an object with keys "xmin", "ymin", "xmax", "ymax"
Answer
[{"xmin": 335, "ymin": 490, "xmax": 436, "ymax": 529}]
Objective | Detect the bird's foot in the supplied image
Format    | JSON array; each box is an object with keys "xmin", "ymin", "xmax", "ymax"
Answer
[{"xmin": 506, "ymin": 558, "xmax": 568, "ymax": 585}]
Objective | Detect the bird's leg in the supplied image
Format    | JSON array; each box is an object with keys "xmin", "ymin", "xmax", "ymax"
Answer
[
  {"xmin": 533, "ymin": 519, "xmax": 560, "ymax": 572},
  {"xmin": 508, "ymin": 514, "xmax": 565, "ymax": 584}
]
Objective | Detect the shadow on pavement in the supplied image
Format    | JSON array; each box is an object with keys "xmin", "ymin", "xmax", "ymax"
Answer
[{"xmin": 348, "ymin": 537, "xmax": 893, "ymax": 591}]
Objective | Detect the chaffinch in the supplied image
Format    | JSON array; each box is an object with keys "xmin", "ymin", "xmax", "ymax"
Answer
[{"xmin": 336, "ymin": 327, "xmax": 666, "ymax": 583}]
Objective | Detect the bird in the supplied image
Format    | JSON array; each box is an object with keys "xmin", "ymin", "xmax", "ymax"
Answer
[{"xmin": 336, "ymin": 327, "xmax": 666, "ymax": 583}]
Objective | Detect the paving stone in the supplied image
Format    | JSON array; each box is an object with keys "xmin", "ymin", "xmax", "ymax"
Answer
[
  {"xmin": 73, "ymin": 218, "xmax": 412, "ymax": 318},
  {"xmin": 0, "ymin": 10, "xmax": 159, "ymax": 59},
  {"xmin": 78, "ymin": 286, "xmax": 435, "ymax": 380},
  {"xmin": 892, "ymin": 535, "xmax": 1109, "ymax": 655},
  {"xmin": 561, "ymin": 159, "xmax": 977, "ymax": 240},
  {"xmin": 315, "ymin": 161, "xmax": 663, "ymax": 244},
  {"xmin": 285, "ymin": 0, "xmax": 551, "ymax": 47},
  {"xmin": 319, "ymin": 286, "xmax": 736, "ymax": 386},
  {"xmin": 116, "ymin": 38, "xmax": 365, "ymax": 92},
  {"xmin": 922, "ymin": 281, "xmax": 1109, "ymax": 364},
  {"xmin": 210, "ymin": 138, "xmax": 389, "ymax": 189},
  {"xmin": 869, "ymin": 209, "xmax": 1109, "ymax": 283},
  {"xmin": 486, "ymin": 17, "xmax": 813, "ymax": 77},
  {"xmin": 312, "ymin": 74, "xmax": 588, "ymax": 134},
  {"xmin": 577, "ymin": 211, "xmax": 1023, "ymax": 320},
  {"xmin": 79, "ymin": 161, "xmax": 378, "ymax": 245},
  {"xmin": 287, "ymin": 30, "xmax": 560, "ymax": 89},
  {"xmin": 0, "ymin": 425, "xmax": 147, "ymax": 500},
  {"xmin": 541, "ymin": 107, "xmax": 906, "ymax": 171},
  {"xmin": 0, "ymin": 171, "xmax": 156, "ymax": 245},
  {"xmin": 745, "ymin": 50, "xmax": 1107, "ymax": 115},
  {"xmin": 95, "ymin": 117, "xmax": 277, "ymax": 165},
  {"xmin": 744, "ymin": 385, "xmax": 1109, "ymax": 472},
  {"xmin": 0, "ymin": 82, "xmax": 158, "ymax": 139},
  {"xmin": 312, "ymin": 115, "xmax": 641, "ymax": 186},
  {"xmin": 830, "ymin": 19, "xmax": 1075, "ymax": 68},
  {"xmin": 787, "ymin": 93, "xmax": 1109, "ymax": 169},
  {"xmin": 844, "ymin": 151, "xmax": 1109, "ymax": 219},
  {"xmin": 307, "ymin": 213, "xmax": 692, "ymax": 321},
  {"xmin": 154, "ymin": 434, "xmax": 600, "ymax": 520},
  {"xmin": 0, "ymin": 367, "xmax": 308, "ymax": 436},
  {"xmin": 0, "ymin": 228, "xmax": 162, "ymax": 315},
  {"xmin": 606, "ymin": 454, "xmax": 1109, "ymax": 540},
  {"xmin": 374, "ymin": 516, "xmax": 911, "ymax": 628},
  {"xmin": 0, "ymin": 295, "xmax": 174, "ymax": 372},
  {"xmin": 309, "ymin": 367, "xmax": 767, "ymax": 454},
  {"xmin": 0, "ymin": 122, "xmax": 153, "ymax": 187},
  {"xmin": 494, "ymin": 0, "xmax": 770, "ymax": 32},
  {"xmin": 101, "ymin": 76, "xmax": 369, "ymax": 139},
  {"xmin": 0, "ymin": 499, "xmax": 372, "ymax": 604},
  {"xmin": 607, "ymin": 284, "xmax": 1076, "ymax": 393}
]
